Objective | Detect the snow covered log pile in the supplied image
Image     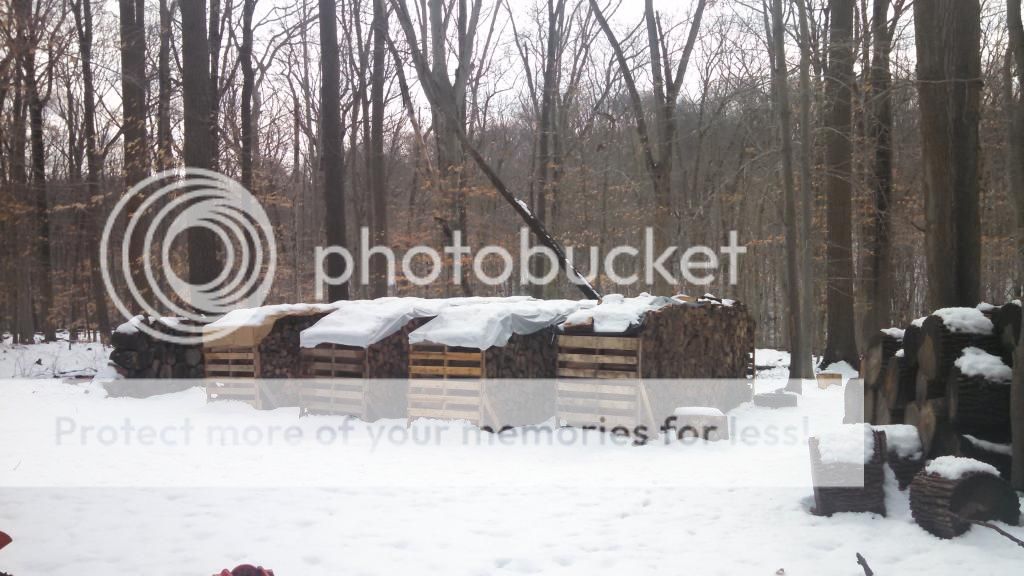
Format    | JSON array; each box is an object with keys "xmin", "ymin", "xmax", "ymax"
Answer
[
  {"xmin": 108, "ymin": 316, "xmax": 203, "ymax": 380},
  {"xmin": 908, "ymin": 456, "xmax": 1020, "ymax": 539},
  {"xmin": 808, "ymin": 425, "xmax": 887, "ymax": 516},
  {"xmin": 557, "ymin": 295, "xmax": 755, "ymax": 429},
  {"xmin": 863, "ymin": 303, "xmax": 1018, "ymax": 471}
]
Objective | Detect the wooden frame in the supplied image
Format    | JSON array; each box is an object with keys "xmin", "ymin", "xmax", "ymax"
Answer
[
  {"xmin": 204, "ymin": 346, "xmax": 259, "ymax": 407},
  {"xmin": 555, "ymin": 335, "xmax": 654, "ymax": 429},
  {"xmin": 407, "ymin": 343, "xmax": 494, "ymax": 426},
  {"xmin": 298, "ymin": 344, "xmax": 369, "ymax": 418}
]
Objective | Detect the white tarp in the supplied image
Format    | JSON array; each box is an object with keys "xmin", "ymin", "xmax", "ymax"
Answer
[
  {"xmin": 300, "ymin": 296, "xmax": 535, "ymax": 349},
  {"xmin": 561, "ymin": 293, "xmax": 677, "ymax": 333},
  {"xmin": 408, "ymin": 299, "xmax": 590, "ymax": 349}
]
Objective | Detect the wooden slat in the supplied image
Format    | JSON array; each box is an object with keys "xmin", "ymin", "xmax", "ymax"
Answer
[
  {"xmin": 557, "ymin": 396, "xmax": 637, "ymax": 411},
  {"xmin": 556, "ymin": 381, "xmax": 638, "ymax": 395},
  {"xmin": 205, "ymin": 351, "xmax": 255, "ymax": 361},
  {"xmin": 408, "ymin": 379, "xmax": 482, "ymax": 393},
  {"xmin": 556, "ymin": 367, "xmax": 638, "ymax": 379},
  {"xmin": 410, "ymin": 365, "xmax": 482, "ymax": 377},
  {"xmin": 558, "ymin": 335, "xmax": 638, "ymax": 351},
  {"xmin": 407, "ymin": 407, "xmax": 480, "ymax": 422},
  {"xmin": 558, "ymin": 353, "xmax": 638, "ymax": 365},
  {"xmin": 205, "ymin": 365, "xmax": 256, "ymax": 375}
]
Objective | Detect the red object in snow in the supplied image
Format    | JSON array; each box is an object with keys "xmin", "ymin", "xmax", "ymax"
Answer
[
  {"xmin": 0, "ymin": 531, "xmax": 11, "ymax": 551},
  {"xmin": 214, "ymin": 565, "xmax": 274, "ymax": 576}
]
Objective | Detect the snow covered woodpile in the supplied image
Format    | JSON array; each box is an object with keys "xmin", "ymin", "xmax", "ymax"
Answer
[
  {"xmin": 295, "ymin": 298, "xmax": 457, "ymax": 420},
  {"xmin": 874, "ymin": 424, "xmax": 924, "ymax": 490},
  {"xmin": 866, "ymin": 303, "xmax": 1019, "ymax": 463},
  {"xmin": 958, "ymin": 434, "xmax": 1013, "ymax": 480},
  {"xmin": 808, "ymin": 425, "xmax": 886, "ymax": 516},
  {"xmin": 405, "ymin": 299, "xmax": 584, "ymax": 427},
  {"xmin": 108, "ymin": 316, "xmax": 204, "ymax": 380},
  {"xmin": 202, "ymin": 303, "xmax": 336, "ymax": 408},
  {"xmin": 556, "ymin": 295, "xmax": 754, "ymax": 430},
  {"xmin": 909, "ymin": 456, "xmax": 1020, "ymax": 539}
]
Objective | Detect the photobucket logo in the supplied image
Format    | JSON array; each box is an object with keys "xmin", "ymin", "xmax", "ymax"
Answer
[{"xmin": 100, "ymin": 168, "xmax": 277, "ymax": 345}]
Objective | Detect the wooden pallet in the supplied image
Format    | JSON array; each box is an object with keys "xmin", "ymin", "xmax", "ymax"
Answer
[
  {"xmin": 299, "ymin": 378, "xmax": 369, "ymax": 418},
  {"xmin": 204, "ymin": 346, "xmax": 259, "ymax": 406},
  {"xmin": 556, "ymin": 335, "xmax": 652, "ymax": 429},
  {"xmin": 302, "ymin": 344, "xmax": 368, "ymax": 377},
  {"xmin": 407, "ymin": 343, "xmax": 496, "ymax": 425}
]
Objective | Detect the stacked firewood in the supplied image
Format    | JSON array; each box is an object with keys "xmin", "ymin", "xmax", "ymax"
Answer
[
  {"xmin": 257, "ymin": 313, "xmax": 330, "ymax": 378},
  {"xmin": 861, "ymin": 302, "xmax": 1018, "ymax": 476},
  {"xmin": 109, "ymin": 317, "xmax": 204, "ymax": 379}
]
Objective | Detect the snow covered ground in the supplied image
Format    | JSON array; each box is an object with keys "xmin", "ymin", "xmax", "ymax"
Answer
[{"xmin": 0, "ymin": 346, "xmax": 1021, "ymax": 575}]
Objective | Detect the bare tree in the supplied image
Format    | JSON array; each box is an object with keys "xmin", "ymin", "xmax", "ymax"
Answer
[
  {"xmin": 590, "ymin": 0, "xmax": 708, "ymax": 296},
  {"xmin": 821, "ymin": 0, "xmax": 859, "ymax": 368},
  {"xmin": 181, "ymin": 0, "xmax": 220, "ymax": 294},
  {"xmin": 914, "ymin": 0, "xmax": 983, "ymax": 310},
  {"xmin": 369, "ymin": 0, "xmax": 389, "ymax": 297},
  {"xmin": 320, "ymin": 0, "xmax": 351, "ymax": 301},
  {"xmin": 1006, "ymin": 0, "xmax": 1024, "ymax": 492}
]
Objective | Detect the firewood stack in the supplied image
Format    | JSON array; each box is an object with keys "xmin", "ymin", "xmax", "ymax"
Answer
[
  {"xmin": 109, "ymin": 317, "xmax": 204, "ymax": 379},
  {"xmin": 861, "ymin": 305, "xmax": 1017, "ymax": 463},
  {"xmin": 909, "ymin": 456, "xmax": 1020, "ymax": 539},
  {"xmin": 257, "ymin": 313, "xmax": 330, "ymax": 378},
  {"xmin": 808, "ymin": 426, "xmax": 887, "ymax": 517}
]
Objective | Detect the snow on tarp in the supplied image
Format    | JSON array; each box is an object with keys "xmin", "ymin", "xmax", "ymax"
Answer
[
  {"xmin": 932, "ymin": 307, "xmax": 994, "ymax": 334},
  {"xmin": 816, "ymin": 424, "xmax": 875, "ymax": 465},
  {"xmin": 299, "ymin": 296, "xmax": 533, "ymax": 349},
  {"xmin": 873, "ymin": 424, "xmax": 922, "ymax": 459},
  {"xmin": 954, "ymin": 347, "xmax": 1012, "ymax": 383},
  {"xmin": 673, "ymin": 407, "xmax": 724, "ymax": 418},
  {"xmin": 202, "ymin": 303, "xmax": 338, "ymax": 347},
  {"xmin": 881, "ymin": 327, "xmax": 905, "ymax": 339},
  {"xmin": 561, "ymin": 293, "xmax": 676, "ymax": 333},
  {"xmin": 409, "ymin": 299, "xmax": 588, "ymax": 350},
  {"xmin": 924, "ymin": 456, "xmax": 999, "ymax": 480},
  {"xmin": 911, "ymin": 316, "xmax": 927, "ymax": 328},
  {"xmin": 114, "ymin": 315, "xmax": 184, "ymax": 335}
]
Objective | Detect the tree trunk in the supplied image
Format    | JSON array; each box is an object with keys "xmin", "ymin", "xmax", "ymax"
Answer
[
  {"xmin": 240, "ymin": 0, "xmax": 255, "ymax": 192},
  {"xmin": 208, "ymin": 0, "xmax": 222, "ymax": 171},
  {"xmin": 1006, "ymin": 0, "xmax": 1024, "ymax": 491},
  {"xmin": 9, "ymin": 43, "xmax": 34, "ymax": 343},
  {"xmin": 319, "ymin": 0, "xmax": 350, "ymax": 301},
  {"xmin": 795, "ymin": 0, "xmax": 816, "ymax": 377},
  {"xmin": 914, "ymin": 0, "xmax": 982, "ymax": 310},
  {"xmin": 863, "ymin": 0, "xmax": 894, "ymax": 338},
  {"xmin": 119, "ymin": 0, "xmax": 150, "ymax": 309},
  {"xmin": 369, "ymin": 0, "xmax": 389, "ymax": 298},
  {"xmin": 769, "ymin": 0, "xmax": 807, "ymax": 391},
  {"xmin": 821, "ymin": 0, "xmax": 859, "ymax": 369},
  {"xmin": 156, "ymin": 0, "xmax": 173, "ymax": 171},
  {"xmin": 71, "ymin": 0, "xmax": 111, "ymax": 339},
  {"xmin": 181, "ymin": 0, "xmax": 220, "ymax": 294}
]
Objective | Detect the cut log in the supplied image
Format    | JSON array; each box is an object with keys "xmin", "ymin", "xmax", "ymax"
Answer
[
  {"xmin": 948, "ymin": 367, "xmax": 1012, "ymax": 443},
  {"xmin": 914, "ymin": 398, "xmax": 956, "ymax": 458},
  {"xmin": 863, "ymin": 331, "xmax": 902, "ymax": 390},
  {"xmin": 909, "ymin": 464, "xmax": 1020, "ymax": 539},
  {"xmin": 882, "ymin": 357, "xmax": 914, "ymax": 411},
  {"xmin": 993, "ymin": 302, "xmax": 1021, "ymax": 364},
  {"xmin": 864, "ymin": 385, "xmax": 876, "ymax": 424},
  {"xmin": 916, "ymin": 314, "xmax": 1000, "ymax": 384},
  {"xmin": 914, "ymin": 369, "xmax": 944, "ymax": 405},
  {"xmin": 808, "ymin": 428, "xmax": 887, "ymax": 516},
  {"xmin": 902, "ymin": 323, "xmax": 923, "ymax": 367}
]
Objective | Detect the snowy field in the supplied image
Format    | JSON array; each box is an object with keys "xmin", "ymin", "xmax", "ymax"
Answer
[{"xmin": 1, "ymin": 345, "xmax": 1022, "ymax": 575}]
